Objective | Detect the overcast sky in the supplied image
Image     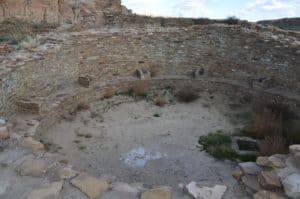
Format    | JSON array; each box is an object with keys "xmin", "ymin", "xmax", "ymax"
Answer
[{"xmin": 122, "ymin": 0, "xmax": 300, "ymax": 21}]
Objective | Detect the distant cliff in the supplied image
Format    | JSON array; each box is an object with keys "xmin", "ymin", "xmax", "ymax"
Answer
[
  {"xmin": 0, "ymin": 0, "xmax": 128, "ymax": 24},
  {"xmin": 258, "ymin": 18, "xmax": 300, "ymax": 31}
]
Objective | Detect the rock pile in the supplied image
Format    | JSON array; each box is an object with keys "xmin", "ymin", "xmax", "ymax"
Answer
[{"xmin": 233, "ymin": 145, "xmax": 300, "ymax": 198}]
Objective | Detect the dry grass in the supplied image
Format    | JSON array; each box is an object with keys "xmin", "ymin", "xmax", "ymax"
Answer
[
  {"xmin": 155, "ymin": 97, "xmax": 167, "ymax": 107},
  {"xmin": 103, "ymin": 88, "xmax": 115, "ymax": 99},
  {"xmin": 176, "ymin": 86, "xmax": 199, "ymax": 103},
  {"xmin": 149, "ymin": 66, "xmax": 159, "ymax": 77},
  {"xmin": 133, "ymin": 82, "xmax": 148, "ymax": 97},
  {"xmin": 77, "ymin": 103, "xmax": 90, "ymax": 111},
  {"xmin": 252, "ymin": 108, "xmax": 283, "ymax": 139},
  {"xmin": 259, "ymin": 135, "xmax": 288, "ymax": 156}
]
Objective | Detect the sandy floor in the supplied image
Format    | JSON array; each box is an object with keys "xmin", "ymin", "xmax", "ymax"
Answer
[{"xmin": 42, "ymin": 93, "xmax": 250, "ymax": 198}]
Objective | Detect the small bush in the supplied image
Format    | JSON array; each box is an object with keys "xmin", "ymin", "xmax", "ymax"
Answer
[
  {"xmin": 259, "ymin": 135, "xmax": 288, "ymax": 156},
  {"xmin": 103, "ymin": 88, "xmax": 115, "ymax": 99},
  {"xmin": 176, "ymin": 86, "xmax": 199, "ymax": 103},
  {"xmin": 199, "ymin": 133, "xmax": 237, "ymax": 160},
  {"xmin": 77, "ymin": 103, "xmax": 90, "ymax": 111},
  {"xmin": 155, "ymin": 97, "xmax": 167, "ymax": 107},
  {"xmin": 224, "ymin": 16, "xmax": 239, "ymax": 25},
  {"xmin": 133, "ymin": 82, "xmax": 148, "ymax": 97},
  {"xmin": 149, "ymin": 66, "xmax": 158, "ymax": 77}
]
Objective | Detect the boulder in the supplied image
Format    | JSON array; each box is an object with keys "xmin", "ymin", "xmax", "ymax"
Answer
[
  {"xmin": 71, "ymin": 173, "xmax": 110, "ymax": 199},
  {"xmin": 26, "ymin": 181, "xmax": 63, "ymax": 199},
  {"xmin": 0, "ymin": 126, "xmax": 10, "ymax": 140},
  {"xmin": 185, "ymin": 182, "xmax": 227, "ymax": 199},
  {"xmin": 232, "ymin": 170, "xmax": 244, "ymax": 181},
  {"xmin": 239, "ymin": 162, "xmax": 263, "ymax": 175},
  {"xmin": 241, "ymin": 175, "xmax": 261, "ymax": 194},
  {"xmin": 282, "ymin": 173, "xmax": 300, "ymax": 198},
  {"xmin": 269, "ymin": 154, "xmax": 287, "ymax": 168},
  {"xmin": 141, "ymin": 187, "xmax": 172, "ymax": 199},
  {"xmin": 258, "ymin": 171, "xmax": 282, "ymax": 190},
  {"xmin": 253, "ymin": 190, "xmax": 287, "ymax": 199},
  {"xmin": 256, "ymin": 156, "xmax": 271, "ymax": 167}
]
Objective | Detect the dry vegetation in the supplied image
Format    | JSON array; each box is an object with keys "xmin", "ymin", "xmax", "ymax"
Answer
[
  {"xmin": 176, "ymin": 86, "xmax": 199, "ymax": 103},
  {"xmin": 132, "ymin": 82, "xmax": 148, "ymax": 97},
  {"xmin": 155, "ymin": 97, "xmax": 167, "ymax": 107}
]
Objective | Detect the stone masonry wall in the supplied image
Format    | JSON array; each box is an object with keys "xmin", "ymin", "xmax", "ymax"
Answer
[{"xmin": 0, "ymin": 24, "xmax": 299, "ymax": 116}]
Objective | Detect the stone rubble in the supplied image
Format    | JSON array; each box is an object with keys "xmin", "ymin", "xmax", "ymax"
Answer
[{"xmin": 233, "ymin": 145, "xmax": 300, "ymax": 199}]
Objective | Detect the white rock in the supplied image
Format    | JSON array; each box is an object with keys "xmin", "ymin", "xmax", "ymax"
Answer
[
  {"xmin": 0, "ymin": 119, "xmax": 6, "ymax": 126},
  {"xmin": 290, "ymin": 145, "xmax": 300, "ymax": 155},
  {"xmin": 186, "ymin": 182, "xmax": 227, "ymax": 199},
  {"xmin": 282, "ymin": 173, "xmax": 300, "ymax": 198}
]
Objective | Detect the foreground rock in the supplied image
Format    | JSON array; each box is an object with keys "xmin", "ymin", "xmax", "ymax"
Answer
[
  {"xmin": 71, "ymin": 173, "xmax": 110, "ymax": 199},
  {"xmin": 0, "ymin": 126, "xmax": 10, "ymax": 140},
  {"xmin": 141, "ymin": 187, "xmax": 172, "ymax": 199},
  {"xmin": 253, "ymin": 190, "xmax": 287, "ymax": 199},
  {"xmin": 17, "ymin": 158, "xmax": 51, "ymax": 177},
  {"xmin": 185, "ymin": 182, "xmax": 227, "ymax": 199},
  {"xmin": 239, "ymin": 162, "xmax": 262, "ymax": 175},
  {"xmin": 258, "ymin": 171, "xmax": 282, "ymax": 190},
  {"xmin": 26, "ymin": 181, "xmax": 63, "ymax": 199},
  {"xmin": 282, "ymin": 173, "xmax": 300, "ymax": 198}
]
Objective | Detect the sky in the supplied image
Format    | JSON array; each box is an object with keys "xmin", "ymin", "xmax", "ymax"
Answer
[{"xmin": 121, "ymin": 0, "xmax": 300, "ymax": 21}]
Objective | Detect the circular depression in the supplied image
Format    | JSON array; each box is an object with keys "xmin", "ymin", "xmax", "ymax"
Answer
[{"xmin": 39, "ymin": 86, "xmax": 252, "ymax": 189}]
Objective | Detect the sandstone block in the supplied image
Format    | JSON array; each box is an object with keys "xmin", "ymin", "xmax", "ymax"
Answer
[
  {"xmin": 256, "ymin": 156, "xmax": 271, "ymax": 167},
  {"xmin": 239, "ymin": 162, "xmax": 262, "ymax": 175},
  {"xmin": 22, "ymin": 137, "xmax": 45, "ymax": 151},
  {"xmin": 18, "ymin": 158, "xmax": 51, "ymax": 177},
  {"xmin": 185, "ymin": 182, "xmax": 227, "ymax": 199},
  {"xmin": 71, "ymin": 173, "xmax": 110, "ymax": 199},
  {"xmin": 141, "ymin": 187, "xmax": 172, "ymax": 199},
  {"xmin": 0, "ymin": 126, "xmax": 10, "ymax": 140},
  {"xmin": 258, "ymin": 171, "xmax": 282, "ymax": 190},
  {"xmin": 253, "ymin": 190, "xmax": 287, "ymax": 199},
  {"xmin": 26, "ymin": 181, "xmax": 63, "ymax": 199}
]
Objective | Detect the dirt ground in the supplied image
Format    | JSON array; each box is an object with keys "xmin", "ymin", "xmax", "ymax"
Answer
[{"xmin": 41, "ymin": 92, "xmax": 252, "ymax": 198}]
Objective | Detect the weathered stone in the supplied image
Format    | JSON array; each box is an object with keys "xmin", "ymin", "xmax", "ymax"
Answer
[
  {"xmin": 241, "ymin": 175, "xmax": 261, "ymax": 193},
  {"xmin": 135, "ymin": 69, "xmax": 150, "ymax": 80},
  {"xmin": 239, "ymin": 162, "xmax": 263, "ymax": 175},
  {"xmin": 253, "ymin": 190, "xmax": 287, "ymax": 199},
  {"xmin": 258, "ymin": 171, "xmax": 282, "ymax": 190},
  {"xmin": 141, "ymin": 187, "xmax": 172, "ymax": 199},
  {"xmin": 71, "ymin": 173, "xmax": 110, "ymax": 199},
  {"xmin": 26, "ymin": 181, "xmax": 63, "ymax": 199},
  {"xmin": 269, "ymin": 155, "xmax": 287, "ymax": 168},
  {"xmin": 18, "ymin": 158, "xmax": 51, "ymax": 177},
  {"xmin": 185, "ymin": 182, "xmax": 227, "ymax": 199},
  {"xmin": 232, "ymin": 170, "xmax": 244, "ymax": 181},
  {"xmin": 110, "ymin": 182, "xmax": 139, "ymax": 198},
  {"xmin": 58, "ymin": 167, "xmax": 78, "ymax": 180},
  {"xmin": 22, "ymin": 137, "xmax": 45, "ymax": 151},
  {"xmin": 282, "ymin": 173, "xmax": 300, "ymax": 198},
  {"xmin": 78, "ymin": 75, "xmax": 93, "ymax": 88},
  {"xmin": 256, "ymin": 156, "xmax": 272, "ymax": 167},
  {"xmin": 0, "ymin": 126, "xmax": 10, "ymax": 140},
  {"xmin": 290, "ymin": 145, "xmax": 300, "ymax": 155},
  {"xmin": 16, "ymin": 99, "xmax": 41, "ymax": 114}
]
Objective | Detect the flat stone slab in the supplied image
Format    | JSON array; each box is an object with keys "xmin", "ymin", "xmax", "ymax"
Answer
[
  {"xmin": 256, "ymin": 156, "xmax": 271, "ymax": 167},
  {"xmin": 71, "ymin": 173, "xmax": 110, "ymax": 199},
  {"xmin": 239, "ymin": 162, "xmax": 263, "ymax": 175},
  {"xmin": 185, "ymin": 182, "xmax": 227, "ymax": 199},
  {"xmin": 253, "ymin": 190, "xmax": 287, "ymax": 199},
  {"xmin": 26, "ymin": 181, "xmax": 63, "ymax": 199},
  {"xmin": 141, "ymin": 187, "xmax": 172, "ymax": 199},
  {"xmin": 22, "ymin": 137, "xmax": 45, "ymax": 151},
  {"xmin": 17, "ymin": 158, "xmax": 51, "ymax": 177},
  {"xmin": 258, "ymin": 171, "xmax": 282, "ymax": 190}
]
